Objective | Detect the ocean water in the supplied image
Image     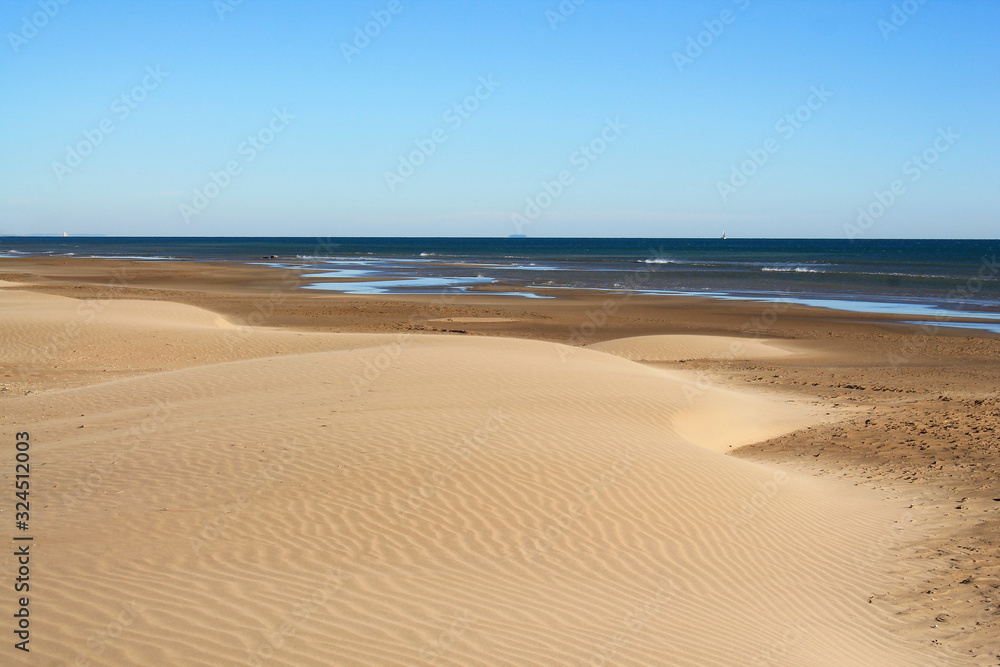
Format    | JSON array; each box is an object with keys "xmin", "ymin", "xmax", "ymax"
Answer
[{"xmin": 3, "ymin": 237, "xmax": 999, "ymax": 331}]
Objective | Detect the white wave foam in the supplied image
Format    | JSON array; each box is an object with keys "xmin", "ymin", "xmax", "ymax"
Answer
[{"xmin": 761, "ymin": 266, "xmax": 821, "ymax": 273}]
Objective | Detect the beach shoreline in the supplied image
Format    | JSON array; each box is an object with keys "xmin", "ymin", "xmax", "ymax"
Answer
[{"xmin": 3, "ymin": 256, "xmax": 999, "ymax": 341}]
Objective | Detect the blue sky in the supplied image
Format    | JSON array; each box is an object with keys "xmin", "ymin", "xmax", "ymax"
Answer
[{"xmin": 1, "ymin": 0, "xmax": 997, "ymax": 238}]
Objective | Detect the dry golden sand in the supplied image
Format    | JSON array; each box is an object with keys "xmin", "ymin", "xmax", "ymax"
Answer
[{"xmin": 1, "ymin": 258, "xmax": 998, "ymax": 665}]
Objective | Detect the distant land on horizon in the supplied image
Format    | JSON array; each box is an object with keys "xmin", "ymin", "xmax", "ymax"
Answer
[{"xmin": 3, "ymin": 234, "xmax": 996, "ymax": 240}]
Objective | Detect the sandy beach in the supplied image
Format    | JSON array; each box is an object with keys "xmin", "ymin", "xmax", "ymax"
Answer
[{"xmin": 2, "ymin": 258, "xmax": 998, "ymax": 665}]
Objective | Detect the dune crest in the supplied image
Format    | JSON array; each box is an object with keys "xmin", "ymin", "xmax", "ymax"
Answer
[{"xmin": 588, "ymin": 333, "xmax": 795, "ymax": 362}]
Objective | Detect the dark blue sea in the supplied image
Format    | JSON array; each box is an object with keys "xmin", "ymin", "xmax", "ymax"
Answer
[{"xmin": 3, "ymin": 237, "xmax": 999, "ymax": 331}]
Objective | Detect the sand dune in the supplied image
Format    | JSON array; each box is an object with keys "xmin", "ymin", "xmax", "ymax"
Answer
[
  {"xmin": 0, "ymin": 286, "xmax": 411, "ymax": 390},
  {"xmin": 588, "ymin": 333, "xmax": 795, "ymax": 363},
  {"xmin": 1, "ymin": 289, "xmax": 966, "ymax": 665},
  {"xmin": 587, "ymin": 335, "xmax": 818, "ymax": 452}
]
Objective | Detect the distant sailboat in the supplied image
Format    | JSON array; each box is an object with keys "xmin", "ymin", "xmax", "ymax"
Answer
[{"xmin": 721, "ymin": 230, "xmax": 727, "ymax": 240}]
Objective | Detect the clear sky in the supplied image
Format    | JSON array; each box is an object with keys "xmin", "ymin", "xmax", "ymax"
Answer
[{"xmin": 1, "ymin": 0, "xmax": 997, "ymax": 238}]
